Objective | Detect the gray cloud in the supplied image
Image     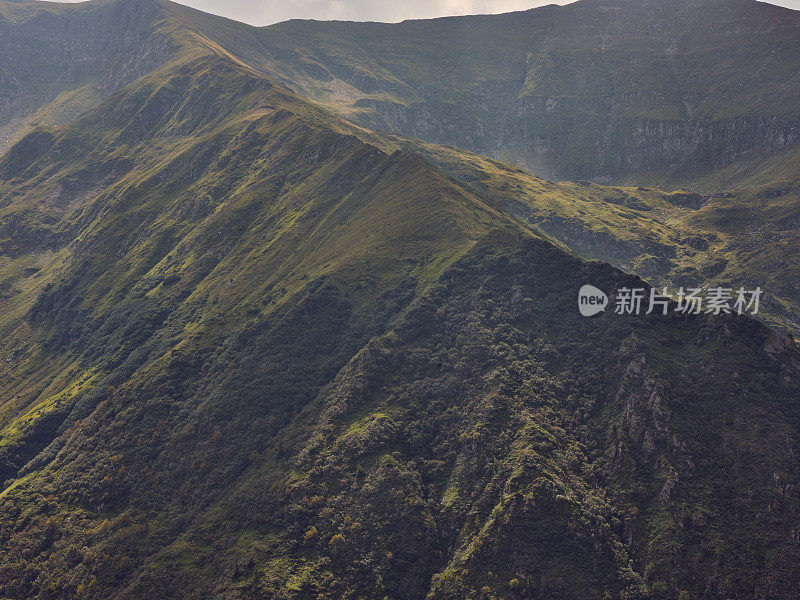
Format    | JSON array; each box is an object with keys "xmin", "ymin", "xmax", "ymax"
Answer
[{"xmin": 55, "ymin": 0, "xmax": 800, "ymax": 26}]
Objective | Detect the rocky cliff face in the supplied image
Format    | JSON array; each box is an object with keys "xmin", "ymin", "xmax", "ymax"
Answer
[
  {"xmin": 0, "ymin": 0, "xmax": 174, "ymax": 151},
  {"xmin": 5, "ymin": 0, "xmax": 799, "ymax": 185},
  {"xmin": 357, "ymin": 94, "xmax": 800, "ymax": 182},
  {"xmin": 504, "ymin": 107, "xmax": 800, "ymax": 181}
]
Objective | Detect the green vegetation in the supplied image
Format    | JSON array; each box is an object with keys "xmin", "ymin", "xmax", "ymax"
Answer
[
  {"xmin": 358, "ymin": 134, "xmax": 800, "ymax": 337},
  {"xmin": 0, "ymin": 0, "xmax": 798, "ymax": 599}
]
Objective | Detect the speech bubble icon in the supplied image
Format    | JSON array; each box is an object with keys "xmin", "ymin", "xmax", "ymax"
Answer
[{"xmin": 578, "ymin": 284, "xmax": 608, "ymax": 317}]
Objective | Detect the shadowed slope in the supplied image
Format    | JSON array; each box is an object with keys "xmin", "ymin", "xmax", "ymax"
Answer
[
  {"xmin": 0, "ymin": 51, "xmax": 531, "ymax": 502},
  {"xmin": 3, "ymin": 0, "xmax": 799, "ymax": 184},
  {"xmin": 0, "ymin": 0, "xmax": 184, "ymax": 152}
]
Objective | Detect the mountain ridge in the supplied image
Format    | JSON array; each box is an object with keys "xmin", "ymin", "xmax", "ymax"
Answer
[
  {"xmin": 230, "ymin": 0, "xmax": 800, "ymax": 182},
  {"xmin": 4, "ymin": 0, "xmax": 800, "ymax": 335},
  {"xmin": 0, "ymin": 2, "xmax": 799, "ymax": 598}
]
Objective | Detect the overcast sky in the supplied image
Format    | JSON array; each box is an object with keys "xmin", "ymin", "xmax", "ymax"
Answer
[
  {"xmin": 167, "ymin": 0, "xmax": 570, "ymax": 24},
  {"xmin": 56, "ymin": 0, "xmax": 800, "ymax": 26}
]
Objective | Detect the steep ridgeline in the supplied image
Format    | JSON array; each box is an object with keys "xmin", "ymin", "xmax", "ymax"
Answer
[
  {"xmin": 0, "ymin": 44, "xmax": 799, "ymax": 600},
  {"xmin": 0, "ymin": 51, "xmax": 519, "ymax": 486},
  {"xmin": 2, "ymin": 0, "xmax": 800, "ymax": 340},
  {"xmin": 370, "ymin": 137, "xmax": 800, "ymax": 338},
  {"xmin": 160, "ymin": 0, "xmax": 800, "ymax": 185},
  {"xmin": 75, "ymin": 0, "xmax": 800, "ymax": 337}
]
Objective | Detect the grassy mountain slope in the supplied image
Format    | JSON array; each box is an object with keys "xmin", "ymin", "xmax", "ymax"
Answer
[
  {"xmin": 354, "ymin": 133, "xmax": 800, "ymax": 337},
  {"xmin": 0, "ymin": 3, "xmax": 798, "ymax": 599},
  {"xmin": 0, "ymin": 49, "xmax": 526, "ymax": 478},
  {"xmin": 1, "ymin": 76, "xmax": 799, "ymax": 594}
]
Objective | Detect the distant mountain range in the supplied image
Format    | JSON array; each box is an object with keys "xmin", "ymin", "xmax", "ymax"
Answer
[
  {"xmin": 0, "ymin": 1, "xmax": 799, "ymax": 599},
  {"xmin": 4, "ymin": 0, "xmax": 799, "ymax": 185}
]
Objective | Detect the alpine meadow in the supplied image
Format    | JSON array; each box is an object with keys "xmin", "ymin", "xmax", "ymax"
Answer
[{"xmin": 0, "ymin": 0, "xmax": 800, "ymax": 599}]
